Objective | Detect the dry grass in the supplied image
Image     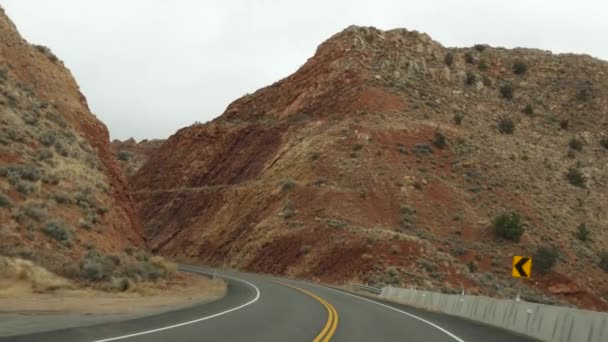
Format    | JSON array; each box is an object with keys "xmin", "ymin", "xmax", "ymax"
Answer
[{"xmin": 0, "ymin": 257, "xmax": 72, "ymax": 294}]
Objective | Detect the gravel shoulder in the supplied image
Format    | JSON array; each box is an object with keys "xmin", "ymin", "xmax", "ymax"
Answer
[{"xmin": 0, "ymin": 272, "xmax": 226, "ymax": 337}]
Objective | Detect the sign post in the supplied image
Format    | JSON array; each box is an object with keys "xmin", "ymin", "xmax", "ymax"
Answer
[{"xmin": 512, "ymin": 256, "xmax": 532, "ymax": 301}]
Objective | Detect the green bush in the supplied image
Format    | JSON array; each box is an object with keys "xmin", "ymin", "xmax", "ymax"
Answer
[
  {"xmin": 473, "ymin": 44, "xmax": 487, "ymax": 52},
  {"xmin": 117, "ymin": 151, "xmax": 131, "ymax": 161},
  {"xmin": 565, "ymin": 167, "xmax": 586, "ymax": 188},
  {"xmin": 464, "ymin": 51, "xmax": 475, "ymax": 64},
  {"xmin": 79, "ymin": 251, "xmax": 116, "ymax": 282},
  {"xmin": 599, "ymin": 251, "xmax": 608, "ymax": 272},
  {"xmin": 465, "ymin": 72, "xmax": 476, "ymax": 85},
  {"xmin": 39, "ymin": 131, "xmax": 57, "ymax": 147},
  {"xmin": 600, "ymin": 136, "xmax": 608, "ymax": 149},
  {"xmin": 534, "ymin": 246, "xmax": 558, "ymax": 274},
  {"xmin": 512, "ymin": 61, "xmax": 528, "ymax": 75},
  {"xmin": 43, "ymin": 221, "xmax": 71, "ymax": 244},
  {"xmin": 492, "ymin": 212, "xmax": 524, "ymax": 242},
  {"xmin": 453, "ymin": 113, "xmax": 463, "ymax": 125},
  {"xmin": 478, "ymin": 59, "xmax": 489, "ymax": 71},
  {"xmin": 432, "ymin": 131, "xmax": 447, "ymax": 149},
  {"xmin": 569, "ymin": 137, "xmax": 583, "ymax": 151},
  {"xmin": 500, "ymin": 84, "xmax": 514, "ymax": 99},
  {"xmin": 498, "ymin": 117, "xmax": 515, "ymax": 134},
  {"xmin": 523, "ymin": 104, "xmax": 534, "ymax": 115},
  {"xmin": 444, "ymin": 52, "xmax": 454, "ymax": 66},
  {"xmin": 0, "ymin": 193, "xmax": 11, "ymax": 208},
  {"xmin": 574, "ymin": 223, "xmax": 590, "ymax": 242}
]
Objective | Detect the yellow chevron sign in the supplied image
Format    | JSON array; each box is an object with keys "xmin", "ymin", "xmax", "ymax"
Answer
[{"xmin": 512, "ymin": 256, "xmax": 532, "ymax": 278}]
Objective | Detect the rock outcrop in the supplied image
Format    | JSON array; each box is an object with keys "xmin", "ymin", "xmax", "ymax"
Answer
[{"xmin": 132, "ymin": 26, "xmax": 608, "ymax": 310}]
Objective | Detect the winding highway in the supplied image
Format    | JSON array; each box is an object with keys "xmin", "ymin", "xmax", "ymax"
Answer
[{"xmin": 2, "ymin": 265, "xmax": 537, "ymax": 342}]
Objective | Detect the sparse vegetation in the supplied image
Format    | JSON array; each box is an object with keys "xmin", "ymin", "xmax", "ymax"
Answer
[
  {"xmin": 413, "ymin": 144, "xmax": 434, "ymax": 155},
  {"xmin": 500, "ymin": 84, "xmax": 514, "ymax": 99},
  {"xmin": 352, "ymin": 143, "xmax": 363, "ymax": 151},
  {"xmin": 534, "ymin": 246, "xmax": 558, "ymax": 274},
  {"xmin": 512, "ymin": 60, "xmax": 528, "ymax": 75},
  {"xmin": 39, "ymin": 130, "xmax": 57, "ymax": 147},
  {"xmin": 432, "ymin": 131, "xmax": 447, "ymax": 149},
  {"xmin": 569, "ymin": 137, "xmax": 583, "ymax": 151},
  {"xmin": 565, "ymin": 166, "xmax": 586, "ymax": 188},
  {"xmin": 43, "ymin": 221, "xmax": 71, "ymax": 244},
  {"xmin": 574, "ymin": 223, "xmax": 590, "ymax": 242},
  {"xmin": 491, "ymin": 212, "xmax": 524, "ymax": 242},
  {"xmin": 523, "ymin": 104, "xmax": 534, "ymax": 115},
  {"xmin": 559, "ymin": 119, "xmax": 569, "ymax": 130},
  {"xmin": 14, "ymin": 204, "xmax": 47, "ymax": 222},
  {"xmin": 498, "ymin": 117, "xmax": 515, "ymax": 134},
  {"xmin": 444, "ymin": 52, "xmax": 454, "ymax": 66}
]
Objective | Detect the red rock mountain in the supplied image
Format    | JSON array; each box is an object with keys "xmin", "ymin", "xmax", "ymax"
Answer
[
  {"xmin": 132, "ymin": 26, "xmax": 608, "ymax": 309},
  {"xmin": 0, "ymin": 6, "xmax": 145, "ymax": 276},
  {"xmin": 111, "ymin": 138, "xmax": 165, "ymax": 178}
]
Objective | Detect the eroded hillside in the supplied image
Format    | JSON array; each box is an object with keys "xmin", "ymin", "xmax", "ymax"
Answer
[
  {"xmin": 0, "ymin": 7, "xmax": 161, "ymax": 287},
  {"xmin": 131, "ymin": 26, "xmax": 608, "ymax": 309}
]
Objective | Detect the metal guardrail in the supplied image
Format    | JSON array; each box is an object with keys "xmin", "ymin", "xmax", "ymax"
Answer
[{"xmin": 347, "ymin": 283, "xmax": 382, "ymax": 295}]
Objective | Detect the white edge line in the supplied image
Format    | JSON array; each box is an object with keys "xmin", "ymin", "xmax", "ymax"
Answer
[
  {"xmin": 90, "ymin": 272, "xmax": 260, "ymax": 342},
  {"xmin": 292, "ymin": 280, "xmax": 466, "ymax": 342}
]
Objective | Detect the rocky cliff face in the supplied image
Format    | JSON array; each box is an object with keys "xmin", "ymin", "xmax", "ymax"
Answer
[
  {"xmin": 132, "ymin": 26, "xmax": 608, "ymax": 309},
  {"xmin": 0, "ymin": 7, "xmax": 145, "ymax": 276}
]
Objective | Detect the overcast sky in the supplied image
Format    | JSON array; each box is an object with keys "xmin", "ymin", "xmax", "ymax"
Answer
[{"xmin": 2, "ymin": 0, "xmax": 607, "ymax": 140}]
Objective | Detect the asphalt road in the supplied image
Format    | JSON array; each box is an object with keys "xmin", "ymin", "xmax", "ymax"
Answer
[{"xmin": 1, "ymin": 266, "xmax": 538, "ymax": 342}]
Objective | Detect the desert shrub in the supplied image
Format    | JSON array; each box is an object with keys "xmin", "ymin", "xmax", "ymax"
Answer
[
  {"xmin": 14, "ymin": 204, "xmax": 47, "ymax": 222},
  {"xmin": 453, "ymin": 113, "xmax": 464, "ymax": 125},
  {"xmin": 574, "ymin": 223, "xmax": 590, "ymax": 242},
  {"xmin": 478, "ymin": 59, "xmax": 489, "ymax": 71},
  {"xmin": 79, "ymin": 251, "xmax": 117, "ymax": 282},
  {"xmin": 42, "ymin": 221, "xmax": 71, "ymax": 244},
  {"xmin": 569, "ymin": 137, "xmax": 583, "ymax": 151},
  {"xmin": 444, "ymin": 52, "xmax": 454, "ymax": 66},
  {"xmin": 34, "ymin": 45, "xmax": 58, "ymax": 62},
  {"xmin": 565, "ymin": 167, "xmax": 586, "ymax": 188},
  {"xmin": 473, "ymin": 44, "xmax": 487, "ymax": 52},
  {"xmin": 126, "ymin": 261, "xmax": 163, "ymax": 281},
  {"xmin": 51, "ymin": 191, "xmax": 71, "ymax": 204},
  {"xmin": 600, "ymin": 136, "xmax": 608, "ymax": 149},
  {"xmin": 467, "ymin": 261, "xmax": 477, "ymax": 273},
  {"xmin": 352, "ymin": 144, "xmax": 363, "ymax": 151},
  {"xmin": 39, "ymin": 131, "xmax": 57, "ymax": 147},
  {"xmin": 534, "ymin": 246, "xmax": 558, "ymax": 274},
  {"xmin": 0, "ymin": 192, "xmax": 11, "ymax": 208},
  {"xmin": 575, "ymin": 83, "xmax": 592, "ymax": 102},
  {"xmin": 465, "ymin": 72, "xmax": 476, "ymax": 85},
  {"xmin": 464, "ymin": 51, "xmax": 475, "ymax": 64},
  {"xmin": 37, "ymin": 148, "xmax": 54, "ymax": 161},
  {"xmin": 492, "ymin": 212, "xmax": 524, "ymax": 242},
  {"xmin": 54, "ymin": 141, "xmax": 70, "ymax": 157},
  {"xmin": 512, "ymin": 60, "xmax": 528, "ymax": 75},
  {"xmin": 559, "ymin": 119, "xmax": 569, "ymax": 130},
  {"xmin": 500, "ymin": 84, "xmax": 514, "ymax": 99},
  {"xmin": 523, "ymin": 104, "xmax": 534, "ymax": 115},
  {"xmin": 75, "ymin": 188, "xmax": 98, "ymax": 209},
  {"xmin": 280, "ymin": 179, "xmax": 296, "ymax": 192},
  {"xmin": 498, "ymin": 117, "xmax": 515, "ymax": 134},
  {"xmin": 14, "ymin": 165, "xmax": 42, "ymax": 182},
  {"xmin": 399, "ymin": 206, "xmax": 416, "ymax": 230},
  {"xmin": 413, "ymin": 144, "xmax": 434, "ymax": 155},
  {"xmin": 599, "ymin": 251, "xmax": 608, "ymax": 272},
  {"xmin": 117, "ymin": 151, "xmax": 131, "ymax": 161},
  {"xmin": 432, "ymin": 131, "xmax": 447, "ymax": 149}
]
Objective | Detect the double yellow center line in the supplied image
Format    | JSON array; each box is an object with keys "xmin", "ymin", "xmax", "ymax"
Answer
[{"xmin": 277, "ymin": 283, "xmax": 339, "ymax": 342}]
